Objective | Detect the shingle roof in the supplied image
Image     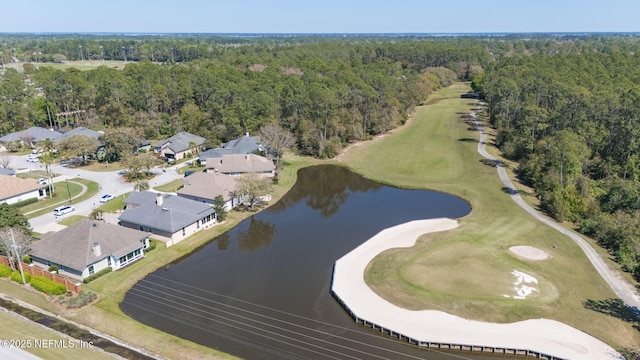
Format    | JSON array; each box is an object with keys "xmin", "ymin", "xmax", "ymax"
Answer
[
  {"xmin": 0, "ymin": 127, "xmax": 63, "ymax": 144},
  {"xmin": 0, "ymin": 168, "xmax": 16, "ymax": 176},
  {"xmin": 198, "ymin": 134, "xmax": 261, "ymax": 161},
  {"xmin": 119, "ymin": 191, "xmax": 214, "ymax": 232},
  {"xmin": 59, "ymin": 127, "xmax": 103, "ymax": 141},
  {"xmin": 0, "ymin": 175, "xmax": 45, "ymax": 202},
  {"xmin": 157, "ymin": 132, "xmax": 205, "ymax": 153},
  {"xmin": 29, "ymin": 219, "xmax": 148, "ymax": 272},
  {"xmin": 178, "ymin": 172, "xmax": 237, "ymax": 202},
  {"xmin": 208, "ymin": 154, "xmax": 275, "ymax": 174}
]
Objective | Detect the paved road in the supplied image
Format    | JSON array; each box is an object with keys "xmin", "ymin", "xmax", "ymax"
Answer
[
  {"xmin": 472, "ymin": 102, "xmax": 640, "ymax": 310},
  {"xmin": 8, "ymin": 154, "xmax": 186, "ymax": 233}
]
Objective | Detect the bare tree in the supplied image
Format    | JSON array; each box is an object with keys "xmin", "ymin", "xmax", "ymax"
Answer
[
  {"xmin": 235, "ymin": 172, "xmax": 273, "ymax": 209},
  {"xmin": 258, "ymin": 124, "xmax": 295, "ymax": 167},
  {"xmin": 0, "ymin": 227, "xmax": 32, "ymax": 271},
  {"xmin": 0, "ymin": 152, "xmax": 10, "ymax": 169}
]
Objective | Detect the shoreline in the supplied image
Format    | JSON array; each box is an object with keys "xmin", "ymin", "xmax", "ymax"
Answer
[{"xmin": 330, "ymin": 218, "xmax": 621, "ymax": 360}]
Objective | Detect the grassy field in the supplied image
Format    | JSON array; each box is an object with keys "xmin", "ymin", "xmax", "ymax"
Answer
[
  {"xmin": 1, "ymin": 60, "xmax": 129, "ymax": 73},
  {"xmin": 339, "ymin": 83, "xmax": 640, "ymax": 351},
  {"xmin": 0, "ymin": 310, "xmax": 116, "ymax": 360}
]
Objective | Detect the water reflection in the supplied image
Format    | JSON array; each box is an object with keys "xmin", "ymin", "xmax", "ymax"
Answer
[
  {"xmin": 237, "ymin": 216, "xmax": 276, "ymax": 252},
  {"xmin": 122, "ymin": 165, "xmax": 476, "ymax": 360}
]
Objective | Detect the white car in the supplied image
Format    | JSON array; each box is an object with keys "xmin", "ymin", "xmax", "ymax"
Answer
[
  {"xmin": 27, "ymin": 156, "xmax": 39, "ymax": 163},
  {"xmin": 37, "ymin": 178, "xmax": 47, "ymax": 185},
  {"xmin": 53, "ymin": 205, "xmax": 75, "ymax": 217},
  {"xmin": 99, "ymin": 194, "xmax": 115, "ymax": 203}
]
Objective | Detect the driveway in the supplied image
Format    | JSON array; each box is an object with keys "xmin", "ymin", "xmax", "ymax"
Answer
[{"xmin": 472, "ymin": 102, "xmax": 640, "ymax": 309}]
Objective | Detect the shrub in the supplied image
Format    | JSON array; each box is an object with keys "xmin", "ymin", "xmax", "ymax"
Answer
[
  {"xmin": 11, "ymin": 270, "xmax": 31, "ymax": 284},
  {"xmin": 10, "ymin": 197, "xmax": 38, "ymax": 208},
  {"xmin": 143, "ymin": 241, "xmax": 157, "ymax": 253},
  {"xmin": 30, "ymin": 276, "xmax": 66, "ymax": 295},
  {"xmin": 82, "ymin": 267, "xmax": 111, "ymax": 284},
  {"xmin": 0, "ymin": 265, "xmax": 12, "ymax": 277},
  {"xmin": 48, "ymin": 265, "xmax": 58, "ymax": 273},
  {"xmin": 65, "ymin": 291, "xmax": 98, "ymax": 308}
]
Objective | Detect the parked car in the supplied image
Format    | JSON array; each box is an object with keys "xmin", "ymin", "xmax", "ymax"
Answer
[
  {"xmin": 184, "ymin": 170, "xmax": 195, "ymax": 177},
  {"xmin": 27, "ymin": 156, "xmax": 39, "ymax": 163},
  {"xmin": 37, "ymin": 178, "xmax": 47, "ymax": 185},
  {"xmin": 53, "ymin": 205, "xmax": 75, "ymax": 217},
  {"xmin": 99, "ymin": 194, "xmax": 115, "ymax": 203}
]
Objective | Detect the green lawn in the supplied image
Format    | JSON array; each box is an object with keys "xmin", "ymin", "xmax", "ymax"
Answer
[
  {"xmin": 340, "ymin": 83, "xmax": 640, "ymax": 351},
  {"xmin": 22, "ymin": 179, "xmax": 99, "ymax": 219}
]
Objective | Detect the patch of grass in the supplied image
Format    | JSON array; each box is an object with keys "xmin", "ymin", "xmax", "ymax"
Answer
[
  {"xmin": 78, "ymin": 160, "xmax": 126, "ymax": 172},
  {"xmin": 56, "ymin": 215, "xmax": 86, "ymax": 226},
  {"xmin": 23, "ymin": 178, "xmax": 99, "ymax": 219},
  {"xmin": 341, "ymin": 83, "xmax": 640, "ymax": 350},
  {"xmin": 153, "ymin": 179, "xmax": 183, "ymax": 192},
  {"xmin": 96, "ymin": 194, "xmax": 128, "ymax": 213},
  {"xmin": 0, "ymin": 311, "xmax": 115, "ymax": 360}
]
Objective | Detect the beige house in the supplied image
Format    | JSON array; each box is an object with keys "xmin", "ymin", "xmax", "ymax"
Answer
[
  {"xmin": 29, "ymin": 220, "xmax": 149, "ymax": 281},
  {"xmin": 206, "ymin": 154, "xmax": 275, "ymax": 177},
  {"xmin": 178, "ymin": 172, "xmax": 239, "ymax": 210},
  {"xmin": 0, "ymin": 175, "xmax": 47, "ymax": 205},
  {"xmin": 118, "ymin": 191, "xmax": 216, "ymax": 247},
  {"xmin": 154, "ymin": 132, "xmax": 205, "ymax": 161}
]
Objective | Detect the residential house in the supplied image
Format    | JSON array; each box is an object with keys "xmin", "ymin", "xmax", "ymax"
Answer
[
  {"xmin": 29, "ymin": 219, "xmax": 149, "ymax": 281},
  {"xmin": 0, "ymin": 175, "xmax": 47, "ymax": 205},
  {"xmin": 154, "ymin": 132, "xmax": 205, "ymax": 161},
  {"xmin": 118, "ymin": 191, "xmax": 216, "ymax": 246},
  {"xmin": 177, "ymin": 171, "xmax": 239, "ymax": 210},
  {"xmin": 206, "ymin": 154, "xmax": 275, "ymax": 177},
  {"xmin": 198, "ymin": 133, "xmax": 264, "ymax": 166},
  {"xmin": 0, "ymin": 126, "xmax": 63, "ymax": 147},
  {"xmin": 58, "ymin": 127, "xmax": 103, "ymax": 141}
]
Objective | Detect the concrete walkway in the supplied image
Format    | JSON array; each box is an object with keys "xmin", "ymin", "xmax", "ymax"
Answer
[
  {"xmin": 331, "ymin": 219, "xmax": 621, "ymax": 360},
  {"xmin": 472, "ymin": 103, "xmax": 640, "ymax": 310}
]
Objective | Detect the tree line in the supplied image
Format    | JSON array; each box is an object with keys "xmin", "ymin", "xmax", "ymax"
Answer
[
  {"xmin": 2, "ymin": 38, "xmax": 487, "ymax": 158},
  {"xmin": 476, "ymin": 47, "xmax": 640, "ymax": 280}
]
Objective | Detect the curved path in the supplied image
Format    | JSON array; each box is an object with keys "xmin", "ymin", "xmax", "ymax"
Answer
[
  {"xmin": 331, "ymin": 219, "xmax": 620, "ymax": 359},
  {"xmin": 472, "ymin": 104, "xmax": 640, "ymax": 309}
]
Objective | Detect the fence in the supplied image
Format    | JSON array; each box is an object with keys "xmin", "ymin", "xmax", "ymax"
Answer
[{"xmin": 0, "ymin": 255, "xmax": 82, "ymax": 293}]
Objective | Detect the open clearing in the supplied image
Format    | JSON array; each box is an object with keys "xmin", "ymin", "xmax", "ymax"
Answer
[{"xmin": 340, "ymin": 83, "xmax": 640, "ymax": 351}]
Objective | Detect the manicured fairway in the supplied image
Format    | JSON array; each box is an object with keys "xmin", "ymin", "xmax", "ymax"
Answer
[{"xmin": 340, "ymin": 83, "xmax": 640, "ymax": 351}]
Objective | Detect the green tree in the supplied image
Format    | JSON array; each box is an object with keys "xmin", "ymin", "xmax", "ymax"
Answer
[
  {"xmin": 213, "ymin": 195, "xmax": 227, "ymax": 221},
  {"xmin": 55, "ymin": 135, "xmax": 99, "ymax": 165}
]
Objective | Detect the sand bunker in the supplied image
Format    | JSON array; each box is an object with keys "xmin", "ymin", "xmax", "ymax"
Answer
[{"xmin": 509, "ymin": 245, "xmax": 550, "ymax": 260}]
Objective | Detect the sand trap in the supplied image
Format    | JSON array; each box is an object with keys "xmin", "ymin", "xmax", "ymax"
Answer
[
  {"xmin": 509, "ymin": 245, "xmax": 550, "ymax": 260},
  {"xmin": 331, "ymin": 219, "xmax": 620, "ymax": 360}
]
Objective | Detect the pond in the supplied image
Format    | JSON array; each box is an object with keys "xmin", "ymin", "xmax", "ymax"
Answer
[{"xmin": 121, "ymin": 165, "xmax": 482, "ymax": 360}]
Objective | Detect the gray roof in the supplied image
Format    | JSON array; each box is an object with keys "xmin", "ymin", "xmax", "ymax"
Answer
[
  {"xmin": 156, "ymin": 132, "xmax": 206, "ymax": 153},
  {"xmin": 59, "ymin": 127, "xmax": 103, "ymax": 141},
  {"xmin": 208, "ymin": 154, "xmax": 275, "ymax": 174},
  {"xmin": 0, "ymin": 126, "xmax": 63, "ymax": 144},
  {"xmin": 119, "ymin": 191, "xmax": 215, "ymax": 232},
  {"xmin": 199, "ymin": 134, "xmax": 261, "ymax": 162},
  {"xmin": 29, "ymin": 219, "xmax": 148, "ymax": 272},
  {"xmin": 0, "ymin": 168, "xmax": 16, "ymax": 176},
  {"xmin": 178, "ymin": 172, "xmax": 237, "ymax": 202}
]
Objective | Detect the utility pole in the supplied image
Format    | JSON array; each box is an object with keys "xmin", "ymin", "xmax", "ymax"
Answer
[{"xmin": 9, "ymin": 228, "xmax": 26, "ymax": 285}]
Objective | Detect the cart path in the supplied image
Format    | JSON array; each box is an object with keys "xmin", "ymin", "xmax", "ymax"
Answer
[{"xmin": 472, "ymin": 102, "xmax": 640, "ymax": 310}]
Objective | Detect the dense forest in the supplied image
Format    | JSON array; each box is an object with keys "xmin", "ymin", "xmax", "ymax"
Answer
[
  {"xmin": 476, "ymin": 45, "xmax": 640, "ymax": 280},
  {"xmin": 3, "ymin": 33, "xmax": 640, "ymax": 279}
]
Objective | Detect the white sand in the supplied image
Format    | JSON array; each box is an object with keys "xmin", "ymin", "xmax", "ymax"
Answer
[
  {"xmin": 510, "ymin": 245, "xmax": 551, "ymax": 260},
  {"xmin": 503, "ymin": 270, "xmax": 539, "ymax": 299},
  {"xmin": 331, "ymin": 218, "xmax": 621, "ymax": 360}
]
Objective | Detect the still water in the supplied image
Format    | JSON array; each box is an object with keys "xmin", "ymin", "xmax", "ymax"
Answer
[{"xmin": 120, "ymin": 165, "xmax": 498, "ymax": 360}]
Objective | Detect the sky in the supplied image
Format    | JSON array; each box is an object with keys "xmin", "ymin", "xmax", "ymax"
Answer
[{"xmin": 2, "ymin": 0, "xmax": 640, "ymax": 34}]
